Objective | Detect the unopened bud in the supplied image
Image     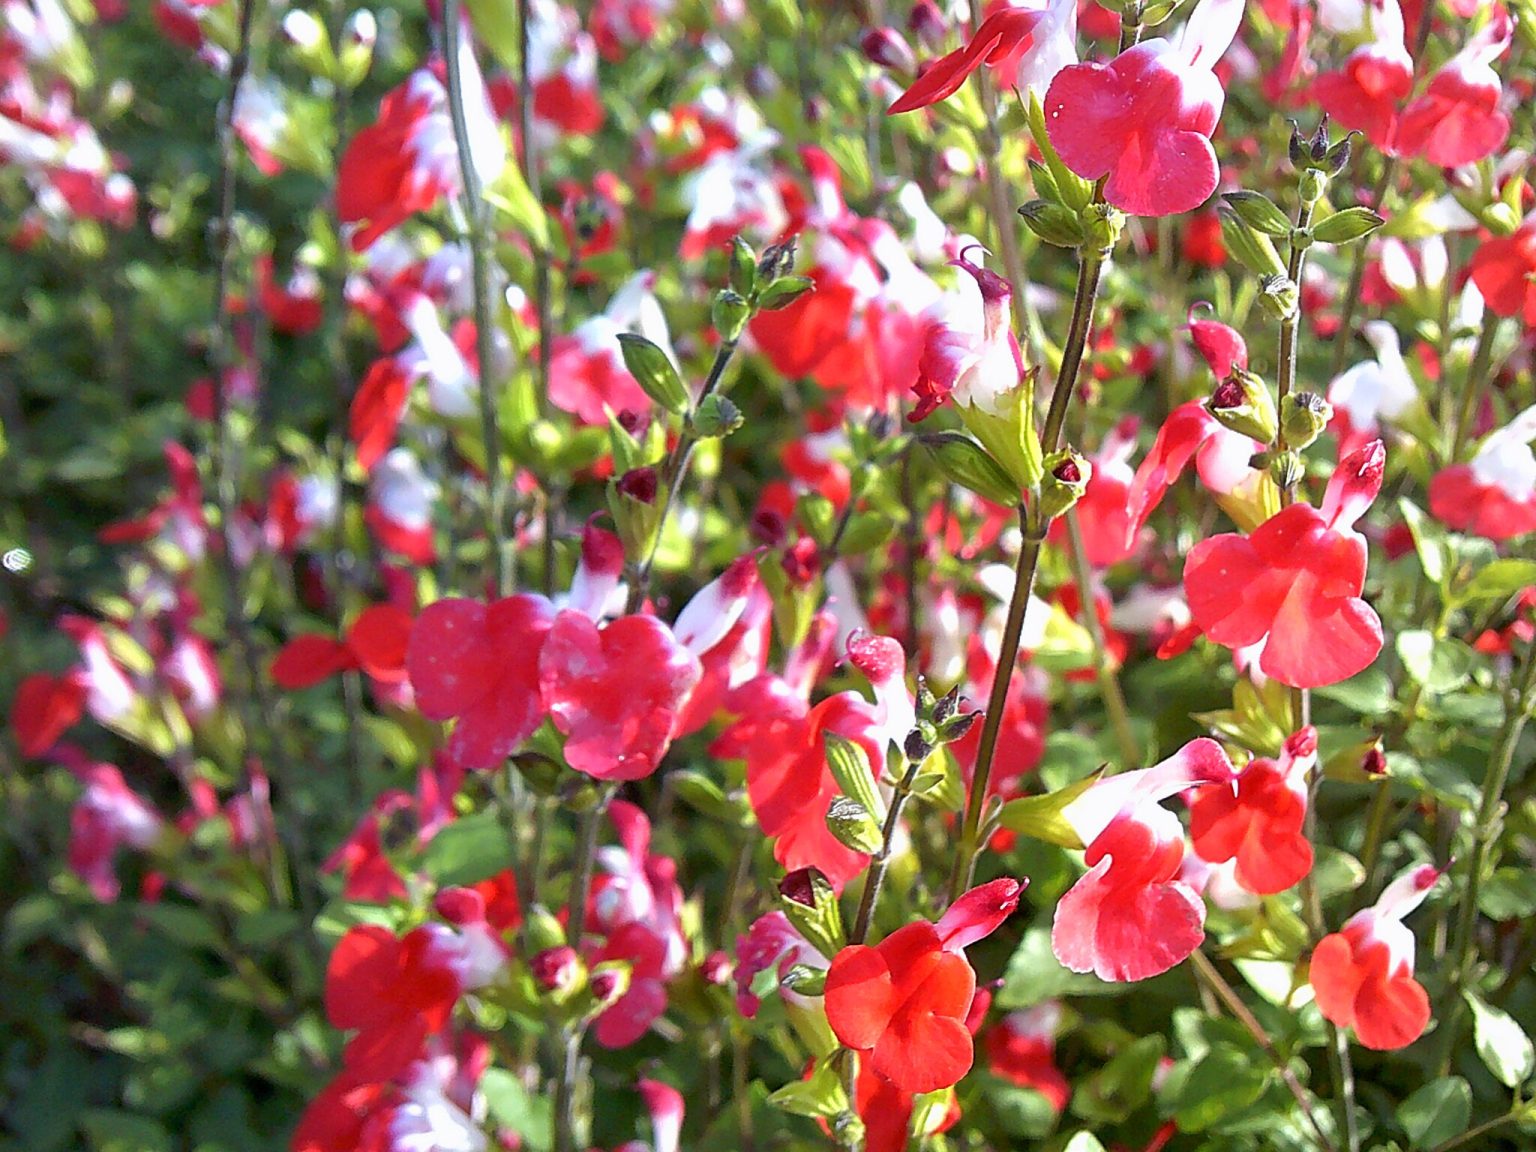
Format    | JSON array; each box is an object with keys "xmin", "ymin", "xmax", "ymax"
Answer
[
  {"xmin": 932, "ymin": 684, "xmax": 961, "ymax": 723},
  {"xmin": 1207, "ymin": 369, "xmax": 1278, "ymax": 444},
  {"xmin": 1288, "ymin": 121, "xmax": 1309, "ymax": 170},
  {"xmin": 729, "ymin": 236, "xmax": 756, "ymax": 296},
  {"xmin": 1309, "ymin": 115, "xmax": 1331, "ymax": 161},
  {"xmin": 915, "ymin": 677, "xmax": 938, "ymax": 717},
  {"xmin": 530, "ymin": 946, "xmax": 584, "ymax": 999},
  {"xmin": 778, "ymin": 867, "xmax": 846, "ymax": 957},
  {"xmin": 523, "ymin": 904, "xmax": 567, "ymax": 952},
  {"xmin": 907, "ymin": 0, "xmax": 946, "ymax": 46},
  {"xmin": 713, "ymin": 289, "xmax": 751, "ymax": 342},
  {"xmin": 1258, "ymin": 273, "xmax": 1299, "ymax": 321},
  {"xmin": 338, "ymin": 10, "xmax": 377, "ymax": 88},
  {"xmin": 1324, "ymin": 136, "xmax": 1353, "ymax": 176},
  {"xmin": 937, "ymin": 709, "xmax": 979, "ymax": 743},
  {"xmin": 904, "ymin": 728, "xmax": 934, "ymax": 764},
  {"xmin": 617, "ymin": 466, "xmax": 658, "ymax": 503},
  {"xmin": 588, "ymin": 961, "xmax": 631, "ymax": 1009},
  {"xmin": 861, "ymin": 26, "xmax": 915, "ymax": 72},
  {"xmin": 701, "ymin": 950, "xmax": 733, "ymax": 985},
  {"xmin": 281, "ymin": 9, "xmax": 324, "ymax": 50},
  {"xmin": 1280, "ymin": 391, "xmax": 1332, "ymax": 451},
  {"xmin": 1018, "ymin": 200, "xmax": 1085, "ymax": 248},
  {"xmin": 1038, "ymin": 449, "xmax": 1091, "ymax": 521}
]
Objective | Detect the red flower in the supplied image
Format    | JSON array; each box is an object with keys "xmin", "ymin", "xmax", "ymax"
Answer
[
  {"xmin": 271, "ymin": 605, "xmax": 414, "ymax": 690},
  {"xmin": 325, "ymin": 925, "xmax": 461, "ymax": 1079},
  {"xmin": 1467, "ymin": 219, "xmax": 1536, "ymax": 325},
  {"xmin": 984, "ymin": 1003, "xmax": 1070, "ymax": 1112},
  {"xmin": 1044, "ymin": 0, "xmax": 1243, "ymax": 216},
  {"xmin": 1396, "ymin": 7, "xmax": 1512, "ymax": 166},
  {"xmin": 887, "ymin": 8, "xmax": 1051, "ymax": 114},
  {"xmin": 1184, "ymin": 441, "xmax": 1386, "ymax": 688},
  {"xmin": 825, "ymin": 879, "xmax": 1023, "ymax": 1093},
  {"xmin": 406, "ymin": 594, "xmax": 555, "ymax": 770},
  {"xmin": 1190, "ymin": 726, "xmax": 1316, "ymax": 895},
  {"xmin": 11, "ymin": 672, "xmax": 86, "ymax": 757},
  {"xmin": 350, "ymin": 357, "xmax": 412, "ymax": 472},
  {"xmin": 1310, "ymin": 0, "xmax": 1413, "ymax": 154},
  {"xmin": 1311, "ymin": 863, "xmax": 1439, "ymax": 1050},
  {"xmin": 1428, "ymin": 404, "xmax": 1536, "ymax": 540},
  {"xmin": 713, "ymin": 676, "xmax": 884, "ymax": 892},
  {"xmin": 539, "ymin": 612, "xmax": 702, "ymax": 781},
  {"xmin": 1123, "ymin": 399, "xmax": 1266, "ymax": 546},
  {"xmin": 1052, "ymin": 739, "xmax": 1237, "ymax": 982}
]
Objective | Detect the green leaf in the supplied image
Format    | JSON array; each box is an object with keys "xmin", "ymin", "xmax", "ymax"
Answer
[
  {"xmin": 1165, "ymin": 1043, "xmax": 1269, "ymax": 1131},
  {"xmin": 1397, "ymin": 498, "xmax": 1447, "ymax": 586},
  {"xmin": 1025, "ymin": 91, "xmax": 1092, "ymax": 213},
  {"xmin": 80, "ymin": 1111, "xmax": 172, "ymax": 1152},
  {"xmin": 998, "ymin": 928, "xmax": 1117, "ymax": 1008},
  {"xmin": 767, "ymin": 1059, "xmax": 848, "ymax": 1118},
  {"xmin": 483, "ymin": 161, "xmax": 551, "ymax": 250},
  {"xmin": 1456, "ymin": 557, "xmax": 1536, "ymax": 605},
  {"xmin": 1479, "ymin": 867, "xmax": 1536, "ymax": 920},
  {"xmin": 1396, "ymin": 631, "xmax": 1476, "ymax": 692},
  {"xmin": 480, "ymin": 1068, "xmax": 553, "ymax": 1151},
  {"xmin": 997, "ymin": 769, "xmax": 1104, "ymax": 849},
  {"xmin": 420, "ymin": 809, "xmax": 515, "ymax": 886},
  {"xmin": 1397, "ymin": 1077, "xmax": 1471, "ymax": 1149},
  {"xmin": 616, "ymin": 333, "xmax": 689, "ymax": 415},
  {"xmin": 1465, "ymin": 991, "xmax": 1534, "ymax": 1088}
]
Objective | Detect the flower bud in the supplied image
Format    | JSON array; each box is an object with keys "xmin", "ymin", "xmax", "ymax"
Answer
[
  {"xmin": 692, "ymin": 393, "xmax": 744, "ymax": 438},
  {"xmin": 1037, "ymin": 449, "xmax": 1091, "ymax": 522},
  {"xmin": 701, "ymin": 950, "xmax": 733, "ymax": 985},
  {"xmin": 903, "ymin": 728, "xmax": 934, "ymax": 765},
  {"xmin": 609, "ymin": 467, "xmax": 663, "ymax": 561},
  {"xmin": 1206, "ymin": 370, "xmax": 1278, "ymax": 444},
  {"xmin": 937, "ymin": 708, "xmax": 979, "ymax": 744},
  {"xmin": 530, "ymin": 945, "xmax": 585, "ymax": 1000},
  {"xmin": 587, "ymin": 961, "xmax": 631, "ymax": 1010},
  {"xmin": 1257, "ymin": 273, "xmax": 1299, "ymax": 321},
  {"xmin": 338, "ymin": 10, "xmax": 378, "ymax": 88},
  {"xmin": 523, "ymin": 904, "xmax": 568, "ymax": 952},
  {"xmin": 861, "ymin": 26, "xmax": 915, "ymax": 72},
  {"xmin": 1324, "ymin": 136, "xmax": 1353, "ymax": 176},
  {"xmin": 778, "ymin": 868, "xmax": 846, "ymax": 957},
  {"xmin": 729, "ymin": 235, "xmax": 757, "ymax": 296},
  {"xmin": 1280, "ymin": 391, "xmax": 1332, "ymax": 451},
  {"xmin": 511, "ymin": 750, "xmax": 564, "ymax": 794},
  {"xmin": 907, "ymin": 0, "xmax": 946, "ymax": 47},
  {"xmin": 712, "ymin": 289, "xmax": 752, "ymax": 342}
]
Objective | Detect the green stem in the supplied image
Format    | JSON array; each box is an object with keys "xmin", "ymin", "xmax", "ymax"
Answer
[
  {"xmin": 1448, "ymin": 318, "xmax": 1501, "ymax": 463},
  {"xmin": 946, "ymin": 244, "xmax": 1105, "ymax": 905},
  {"xmin": 851, "ymin": 759, "xmax": 921, "ymax": 945},
  {"xmin": 627, "ymin": 339, "xmax": 739, "ymax": 612},
  {"xmin": 1438, "ymin": 641, "xmax": 1536, "ymax": 1073},
  {"xmin": 1064, "ymin": 509, "xmax": 1139, "ymax": 768},
  {"xmin": 1328, "ymin": 158, "xmax": 1397, "ymax": 379},
  {"xmin": 1190, "ymin": 950, "xmax": 1338, "ymax": 1152},
  {"xmin": 443, "ymin": 0, "xmax": 512, "ymax": 596},
  {"xmin": 1427, "ymin": 1107, "xmax": 1527, "ymax": 1152}
]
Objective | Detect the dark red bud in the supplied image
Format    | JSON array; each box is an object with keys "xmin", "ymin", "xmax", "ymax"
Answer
[
  {"xmin": 590, "ymin": 968, "xmax": 623, "ymax": 1002},
  {"xmin": 701, "ymin": 950, "xmax": 733, "ymax": 985},
  {"xmin": 1052, "ymin": 457, "xmax": 1083, "ymax": 484},
  {"xmin": 907, "ymin": 0, "xmax": 946, "ymax": 47},
  {"xmin": 530, "ymin": 945, "xmax": 580, "ymax": 992},
  {"xmin": 861, "ymin": 26, "xmax": 915, "ymax": 72},
  {"xmin": 779, "ymin": 867, "xmax": 823, "ymax": 907},
  {"xmin": 618, "ymin": 466, "xmax": 659, "ymax": 503}
]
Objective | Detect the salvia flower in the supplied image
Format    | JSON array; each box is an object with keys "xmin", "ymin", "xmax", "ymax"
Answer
[
  {"xmin": 1310, "ymin": 0, "xmax": 1413, "ymax": 154},
  {"xmin": 1190, "ymin": 726, "xmax": 1317, "ymax": 895},
  {"xmin": 1184, "ymin": 440, "xmax": 1387, "ymax": 688},
  {"xmin": 1467, "ymin": 215, "xmax": 1536, "ymax": 325},
  {"xmin": 1311, "ymin": 863, "xmax": 1439, "ymax": 1050},
  {"xmin": 1396, "ymin": 5, "xmax": 1512, "ymax": 167},
  {"xmin": 1044, "ymin": 0, "xmax": 1244, "ymax": 216},
  {"xmin": 824, "ymin": 878, "xmax": 1024, "ymax": 1093},
  {"xmin": 1052, "ymin": 738, "xmax": 1238, "ymax": 981},
  {"xmin": 1428, "ymin": 404, "xmax": 1536, "ymax": 540}
]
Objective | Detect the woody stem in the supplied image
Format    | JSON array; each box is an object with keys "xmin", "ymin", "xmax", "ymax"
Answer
[
  {"xmin": 443, "ymin": 0, "xmax": 512, "ymax": 596},
  {"xmin": 1437, "ymin": 640, "xmax": 1536, "ymax": 1075}
]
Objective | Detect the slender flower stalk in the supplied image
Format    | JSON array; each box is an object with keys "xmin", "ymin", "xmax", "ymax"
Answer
[
  {"xmin": 1064, "ymin": 509, "xmax": 1139, "ymax": 767},
  {"xmin": 626, "ymin": 340, "xmax": 740, "ymax": 612},
  {"xmin": 443, "ymin": 0, "xmax": 512, "ymax": 595},
  {"xmin": 851, "ymin": 759, "xmax": 921, "ymax": 945},
  {"xmin": 1448, "ymin": 318, "xmax": 1501, "ymax": 462}
]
